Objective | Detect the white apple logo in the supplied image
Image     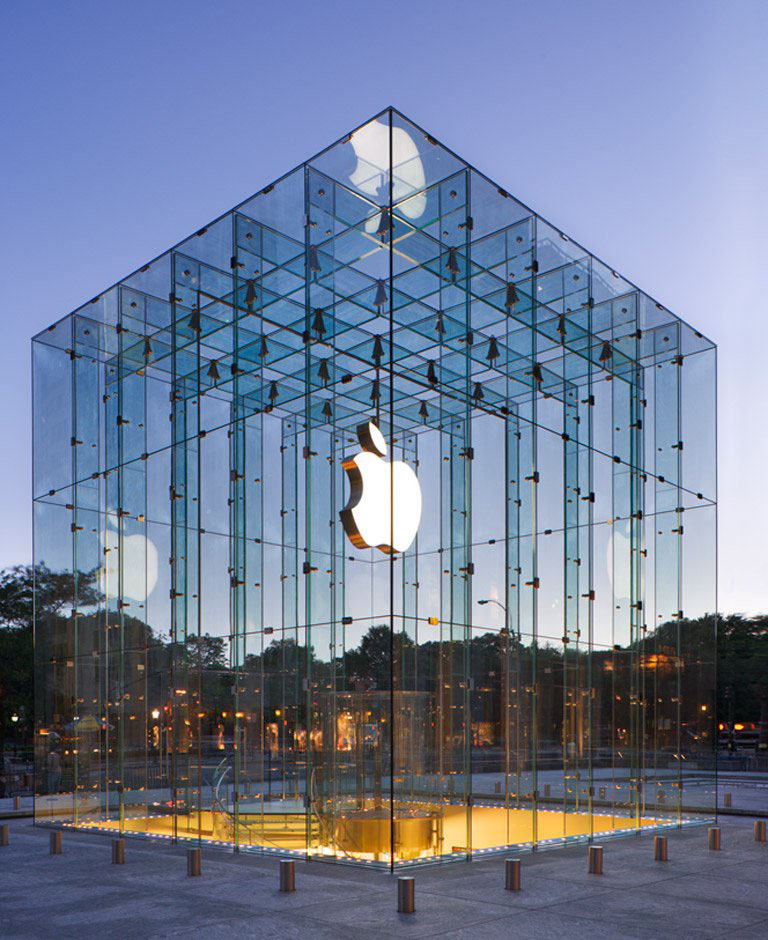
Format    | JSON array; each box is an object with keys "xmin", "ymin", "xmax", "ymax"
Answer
[
  {"xmin": 340, "ymin": 422, "xmax": 422, "ymax": 555},
  {"xmin": 349, "ymin": 120, "xmax": 427, "ymax": 234},
  {"xmin": 99, "ymin": 511, "xmax": 159, "ymax": 602}
]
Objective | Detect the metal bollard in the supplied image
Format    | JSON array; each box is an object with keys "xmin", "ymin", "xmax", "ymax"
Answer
[
  {"xmin": 654, "ymin": 835, "xmax": 668, "ymax": 861},
  {"xmin": 708, "ymin": 827, "xmax": 721, "ymax": 851},
  {"xmin": 187, "ymin": 847, "xmax": 201, "ymax": 876},
  {"xmin": 588, "ymin": 844, "xmax": 603, "ymax": 874},
  {"xmin": 397, "ymin": 876, "xmax": 415, "ymax": 914},
  {"xmin": 50, "ymin": 831, "xmax": 62, "ymax": 855},
  {"xmin": 13, "ymin": 796, "xmax": 21, "ymax": 811},
  {"xmin": 279, "ymin": 859, "xmax": 296, "ymax": 892},
  {"xmin": 495, "ymin": 781, "xmax": 501, "ymax": 794},
  {"xmin": 599, "ymin": 786, "xmax": 606, "ymax": 800},
  {"xmin": 723, "ymin": 793, "xmax": 732, "ymax": 808},
  {"xmin": 0, "ymin": 825, "xmax": 8, "ymax": 846},
  {"xmin": 112, "ymin": 838, "xmax": 125, "ymax": 865},
  {"xmin": 505, "ymin": 858, "xmax": 521, "ymax": 891},
  {"xmin": 543, "ymin": 784, "xmax": 551, "ymax": 798},
  {"xmin": 754, "ymin": 820, "xmax": 766, "ymax": 843}
]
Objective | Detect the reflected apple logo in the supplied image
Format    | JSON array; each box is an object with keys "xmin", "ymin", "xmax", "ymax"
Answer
[
  {"xmin": 99, "ymin": 511, "xmax": 159, "ymax": 602},
  {"xmin": 340, "ymin": 422, "xmax": 422, "ymax": 555},
  {"xmin": 349, "ymin": 120, "xmax": 427, "ymax": 233}
]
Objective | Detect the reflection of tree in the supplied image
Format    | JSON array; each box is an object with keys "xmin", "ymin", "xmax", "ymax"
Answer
[
  {"xmin": 6, "ymin": 561, "xmax": 759, "ymax": 767},
  {"xmin": 1, "ymin": 563, "xmax": 100, "ymax": 626},
  {"xmin": 716, "ymin": 615, "xmax": 768, "ymax": 726},
  {"xmin": 344, "ymin": 624, "xmax": 415, "ymax": 689}
]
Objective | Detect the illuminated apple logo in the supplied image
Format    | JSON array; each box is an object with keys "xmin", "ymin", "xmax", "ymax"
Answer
[
  {"xmin": 340, "ymin": 422, "xmax": 422, "ymax": 555},
  {"xmin": 349, "ymin": 120, "xmax": 427, "ymax": 234},
  {"xmin": 99, "ymin": 511, "xmax": 159, "ymax": 602}
]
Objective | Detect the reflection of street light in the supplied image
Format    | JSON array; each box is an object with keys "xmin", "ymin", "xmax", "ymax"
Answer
[
  {"xmin": 477, "ymin": 598, "xmax": 517, "ymax": 805},
  {"xmin": 151, "ymin": 709, "xmax": 160, "ymax": 721},
  {"xmin": 477, "ymin": 598, "xmax": 512, "ymax": 636},
  {"xmin": 477, "ymin": 598, "xmax": 506, "ymax": 613},
  {"xmin": 11, "ymin": 714, "xmax": 19, "ymax": 723}
]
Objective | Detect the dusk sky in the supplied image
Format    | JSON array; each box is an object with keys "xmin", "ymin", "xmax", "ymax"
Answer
[{"xmin": 1, "ymin": 0, "xmax": 765, "ymax": 614}]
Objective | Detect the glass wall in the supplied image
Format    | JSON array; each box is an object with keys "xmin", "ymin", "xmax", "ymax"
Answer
[{"xmin": 32, "ymin": 108, "xmax": 717, "ymax": 868}]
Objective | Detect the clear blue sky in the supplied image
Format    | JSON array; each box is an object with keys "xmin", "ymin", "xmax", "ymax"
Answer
[{"xmin": 1, "ymin": 0, "xmax": 765, "ymax": 613}]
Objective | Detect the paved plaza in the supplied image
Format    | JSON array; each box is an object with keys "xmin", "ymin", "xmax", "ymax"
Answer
[{"xmin": 1, "ymin": 815, "xmax": 767, "ymax": 938}]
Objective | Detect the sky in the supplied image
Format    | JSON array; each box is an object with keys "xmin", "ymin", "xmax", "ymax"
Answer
[{"xmin": 1, "ymin": 0, "xmax": 766, "ymax": 615}]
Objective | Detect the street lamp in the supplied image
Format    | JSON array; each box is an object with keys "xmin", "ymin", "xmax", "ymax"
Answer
[
  {"xmin": 477, "ymin": 598, "xmax": 506, "ymax": 613},
  {"xmin": 477, "ymin": 598, "xmax": 512, "ymax": 636},
  {"xmin": 477, "ymin": 599, "xmax": 516, "ymax": 806}
]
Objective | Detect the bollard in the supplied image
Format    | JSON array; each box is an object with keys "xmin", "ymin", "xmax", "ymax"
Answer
[
  {"xmin": 505, "ymin": 858, "xmax": 521, "ymax": 891},
  {"xmin": 13, "ymin": 796, "xmax": 21, "ymax": 811},
  {"xmin": 397, "ymin": 876, "xmax": 415, "ymax": 914},
  {"xmin": 112, "ymin": 838, "xmax": 125, "ymax": 865},
  {"xmin": 187, "ymin": 847, "xmax": 201, "ymax": 876},
  {"xmin": 599, "ymin": 786, "xmax": 606, "ymax": 800},
  {"xmin": 723, "ymin": 792, "xmax": 732, "ymax": 808},
  {"xmin": 494, "ymin": 781, "xmax": 501, "ymax": 794},
  {"xmin": 279, "ymin": 859, "xmax": 296, "ymax": 892},
  {"xmin": 708, "ymin": 827, "xmax": 721, "ymax": 851},
  {"xmin": 654, "ymin": 835, "xmax": 668, "ymax": 861},
  {"xmin": 0, "ymin": 825, "xmax": 8, "ymax": 846},
  {"xmin": 543, "ymin": 784, "xmax": 551, "ymax": 798},
  {"xmin": 754, "ymin": 820, "xmax": 766, "ymax": 843},
  {"xmin": 588, "ymin": 844, "xmax": 603, "ymax": 874},
  {"xmin": 50, "ymin": 831, "xmax": 62, "ymax": 855}
]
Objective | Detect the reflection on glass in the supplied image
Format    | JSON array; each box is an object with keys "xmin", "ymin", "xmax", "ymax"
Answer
[{"xmin": 349, "ymin": 119, "xmax": 427, "ymax": 229}]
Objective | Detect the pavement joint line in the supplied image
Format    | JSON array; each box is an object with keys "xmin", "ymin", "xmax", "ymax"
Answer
[
  {"xmin": 718, "ymin": 916, "xmax": 768, "ymax": 938},
  {"xmin": 434, "ymin": 906, "xmax": 707, "ymax": 940}
]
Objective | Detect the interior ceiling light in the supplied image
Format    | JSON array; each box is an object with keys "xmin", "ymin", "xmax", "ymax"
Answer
[
  {"xmin": 312, "ymin": 308, "xmax": 326, "ymax": 338},
  {"xmin": 374, "ymin": 280, "xmax": 388, "ymax": 308},
  {"xmin": 372, "ymin": 335, "xmax": 384, "ymax": 366}
]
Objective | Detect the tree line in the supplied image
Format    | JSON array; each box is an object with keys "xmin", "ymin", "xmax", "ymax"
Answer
[{"xmin": 1, "ymin": 565, "xmax": 766, "ymax": 749}]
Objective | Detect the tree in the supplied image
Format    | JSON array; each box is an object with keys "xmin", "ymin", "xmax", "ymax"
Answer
[{"xmin": 0, "ymin": 565, "xmax": 100, "ymax": 749}]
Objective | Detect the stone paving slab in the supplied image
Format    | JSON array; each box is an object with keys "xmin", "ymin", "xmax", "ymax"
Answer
[{"xmin": 1, "ymin": 816, "xmax": 767, "ymax": 939}]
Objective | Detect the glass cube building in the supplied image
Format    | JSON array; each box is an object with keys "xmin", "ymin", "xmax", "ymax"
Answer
[{"xmin": 32, "ymin": 108, "xmax": 717, "ymax": 868}]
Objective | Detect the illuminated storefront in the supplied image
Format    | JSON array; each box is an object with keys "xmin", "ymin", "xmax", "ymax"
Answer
[{"xmin": 32, "ymin": 108, "xmax": 717, "ymax": 868}]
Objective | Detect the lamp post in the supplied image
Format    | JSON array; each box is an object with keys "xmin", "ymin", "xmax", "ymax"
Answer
[
  {"xmin": 477, "ymin": 599, "xmax": 514, "ymax": 806},
  {"xmin": 477, "ymin": 597, "xmax": 507, "ymax": 616}
]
